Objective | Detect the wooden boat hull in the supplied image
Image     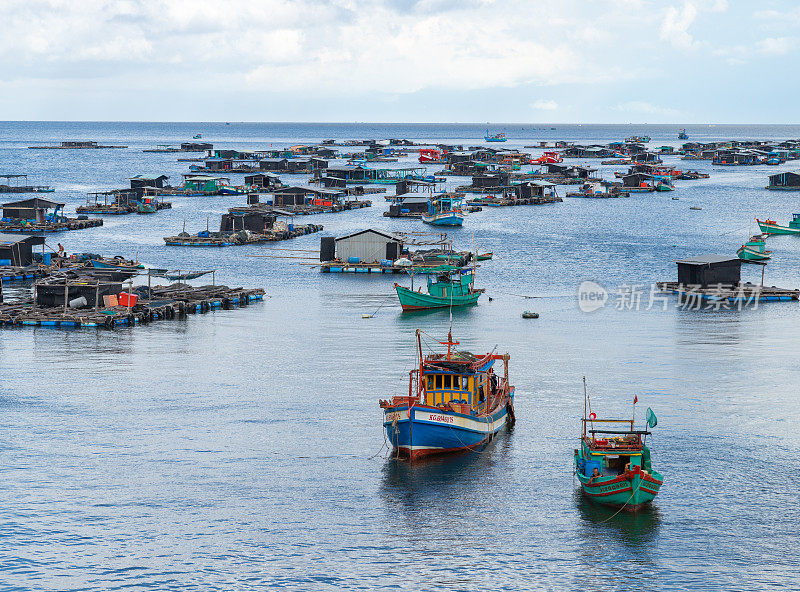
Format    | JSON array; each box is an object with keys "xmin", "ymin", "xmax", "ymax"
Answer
[
  {"xmin": 384, "ymin": 398, "xmax": 513, "ymax": 460},
  {"xmin": 575, "ymin": 452, "xmax": 663, "ymax": 511},
  {"xmin": 421, "ymin": 212, "xmax": 464, "ymax": 226},
  {"xmin": 757, "ymin": 220, "xmax": 800, "ymax": 235},
  {"xmin": 395, "ymin": 284, "xmax": 480, "ymax": 310},
  {"xmin": 737, "ymin": 245, "xmax": 771, "ymax": 261},
  {"xmin": 89, "ymin": 259, "xmax": 143, "ymax": 271}
]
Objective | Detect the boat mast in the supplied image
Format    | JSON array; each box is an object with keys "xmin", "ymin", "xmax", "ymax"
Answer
[
  {"xmin": 582, "ymin": 376, "xmax": 587, "ymax": 439},
  {"xmin": 416, "ymin": 329, "xmax": 424, "ymax": 398}
]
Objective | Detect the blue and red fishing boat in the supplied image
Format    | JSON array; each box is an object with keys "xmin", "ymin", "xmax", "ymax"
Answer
[{"xmin": 379, "ymin": 330, "xmax": 515, "ymax": 460}]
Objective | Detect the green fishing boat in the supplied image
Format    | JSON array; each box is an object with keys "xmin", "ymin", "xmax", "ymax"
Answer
[
  {"xmin": 136, "ymin": 201, "xmax": 157, "ymax": 214},
  {"xmin": 574, "ymin": 383, "xmax": 663, "ymax": 512},
  {"xmin": 655, "ymin": 180, "xmax": 674, "ymax": 192},
  {"xmin": 757, "ymin": 215, "xmax": 800, "ymax": 235},
  {"xmin": 737, "ymin": 234, "xmax": 772, "ymax": 262},
  {"xmin": 394, "ymin": 265, "xmax": 483, "ymax": 311}
]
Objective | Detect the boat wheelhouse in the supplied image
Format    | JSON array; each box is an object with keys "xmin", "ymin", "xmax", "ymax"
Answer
[{"xmin": 379, "ymin": 330, "xmax": 515, "ymax": 460}]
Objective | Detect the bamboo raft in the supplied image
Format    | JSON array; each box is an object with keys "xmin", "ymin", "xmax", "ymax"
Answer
[
  {"xmin": 0, "ymin": 284, "xmax": 265, "ymax": 329},
  {"xmin": 657, "ymin": 282, "xmax": 799, "ymax": 303}
]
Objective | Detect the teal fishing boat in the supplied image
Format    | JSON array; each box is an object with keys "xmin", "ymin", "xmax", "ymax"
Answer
[
  {"xmin": 737, "ymin": 234, "xmax": 772, "ymax": 262},
  {"xmin": 574, "ymin": 382, "xmax": 663, "ymax": 512},
  {"xmin": 757, "ymin": 215, "xmax": 800, "ymax": 235},
  {"xmin": 484, "ymin": 131, "xmax": 507, "ymax": 142},
  {"xmin": 422, "ymin": 194, "xmax": 465, "ymax": 226},
  {"xmin": 655, "ymin": 180, "xmax": 674, "ymax": 192},
  {"xmin": 136, "ymin": 201, "xmax": 157, "ymax": 214},
  {"xmin": 395, "ymin": 266, "xmax": 483, "ymax": 311}
]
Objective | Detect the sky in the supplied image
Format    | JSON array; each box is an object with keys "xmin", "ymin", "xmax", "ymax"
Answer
[{"xmin": 1, "ymin": 0, "xmax": 799, "ymax": 123}]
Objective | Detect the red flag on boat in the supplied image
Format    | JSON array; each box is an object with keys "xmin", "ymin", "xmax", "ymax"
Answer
[{"xmin": 634, "ymin": 395, "xmax": 638, "ymax": 404}]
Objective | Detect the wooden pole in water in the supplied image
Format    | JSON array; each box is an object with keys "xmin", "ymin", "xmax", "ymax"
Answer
[
  {"xmin": 64, "ymin": 281, "xmax": 69, "ymax": 312},
  {"xmin": 127, "ymin": 278, "xmax": 133, "ymax": 313},
  {"xmin": 148, "ymin": 269, "xmax": 152, "ymax": 299},
  {"xmin": 95, "ymin": 281, "xmax": 100, "ymax": 311}
]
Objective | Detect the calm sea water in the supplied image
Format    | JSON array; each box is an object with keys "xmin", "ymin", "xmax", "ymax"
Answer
[{"xmin": 1, "ymin": 122, "xmax": 799, "ymax": 591}]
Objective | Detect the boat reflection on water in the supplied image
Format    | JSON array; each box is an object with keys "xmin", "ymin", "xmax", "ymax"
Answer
[
  {"xmin": 379, "ymin": 427, "xmax": 514, "ymax": 516},
  {"xmin": 573, "ymin": 487, "xmax": 662, "ymax": 547}
]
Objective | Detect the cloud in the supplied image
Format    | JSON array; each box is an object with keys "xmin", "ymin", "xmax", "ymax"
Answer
[
  {"xmin": 0, "ymin": 0, "xmax": 796, "ymax": 120},
  {"xmin": 531, "ymin": 100, "xmax": 558, "ymax": 111},
  {"xmin": 660, "ymin": 2, "xmax": 699, "ymax": 49},
  {"xmin": 756, "ymin": 36, "xmax": 798, "ymax": 55}
]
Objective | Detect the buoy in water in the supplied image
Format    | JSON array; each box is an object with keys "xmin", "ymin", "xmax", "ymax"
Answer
[{"xmin": 362, "ymin": 313, "xmax": 372, "ymax": 319}]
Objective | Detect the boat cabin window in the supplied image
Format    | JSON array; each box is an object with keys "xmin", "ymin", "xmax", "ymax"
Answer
[
  {"xmin": 461, "ymin": 376, "xmax": 468, "ymax": 390},
  {"xmin": 435, "ymin": 374, "xmax": 442, "ymax": 390},
  {"xmin": 604, "ymin": 455, "xmax": 631, "ymax": 476},
  {"xmin": 427, "ymin": 375, "xmax": 433, "ymax": 390},
  {"xmin": 443, "ymin": 374, "xmax": 452, "ymax": 389}
]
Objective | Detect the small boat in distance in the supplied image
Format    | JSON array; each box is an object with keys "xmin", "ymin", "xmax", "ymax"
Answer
[
  {"xmin": 757, "ymin": 215, "xmax": 800, "ymax": 235},
  {"xmin": 422, "ymin": 194, "xmax": 465, "ymax": 226},
  {"xmin": 625, "ymin": 135, "xmax": 651, "ymax": 143},
  {"xmin": 485, "ymin": 131, "xmax": 507, "ymax": 142},
  {"xmin": 193, "ymin": 133, "xmax": 202, "ymax": 139},
  {"xmin": 574, "ymin": 383, "xmax": 663, "ymax": 512},
  {"xmin": 477, "ymin": 252, "xmax": 493, "ymax": 261},
  {"xmin": 379, "ymin": 330, "xmax": 515, "ymax": 460},
  {"xmin": 737, "ymin": 234, "xmax": 772, "ymax": 262},
  {"xmin": 394, "ymin": 266, "xmax": 483, "ymax": 311},
  {"xmin": 678, "ymin": 129, "xmax": 688, "ymax": 139}
]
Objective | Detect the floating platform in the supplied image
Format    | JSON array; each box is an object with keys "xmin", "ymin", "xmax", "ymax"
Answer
[
  {"xmin": 271, "ymin": 201, "xmax": 371, "ymax": 215},
  {"xmin": 0, "ymin": 284, "xmax": 265, "ymax": 329},
  {"xmin": 0, "ymin": 218, "xmax": 103, "ymax": 232},
  {"xmin": 657, "ymin": 282, "xmax": 799, "ymax": 303},
  {"xmin": 165, "ymin": 224, "xmax": 323, "ymax": 247},
  {"xmin": 0, "ymin": 266, "xmax": 47, "ymax": 282},
  {"xmin": 465, "ymin": 196, "xmax": 562, "ymax": 206}
]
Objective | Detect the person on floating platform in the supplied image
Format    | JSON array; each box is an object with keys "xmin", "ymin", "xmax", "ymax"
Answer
[{"xmin": 57, "ymin": 243, "xmax": 65, "ymax": 257}]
